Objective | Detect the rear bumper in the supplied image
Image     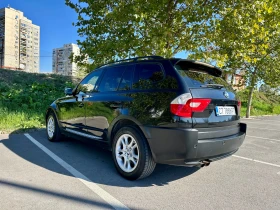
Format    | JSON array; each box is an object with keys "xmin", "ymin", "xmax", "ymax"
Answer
[{"xmin": 143, "ymin": 123, "xmax": 246, "ymax": 166}]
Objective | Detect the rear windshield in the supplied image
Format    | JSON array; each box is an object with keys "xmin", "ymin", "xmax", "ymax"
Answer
[{"xmin": 174, "ymin": 65, "xmax": 233, "ymax": 90}]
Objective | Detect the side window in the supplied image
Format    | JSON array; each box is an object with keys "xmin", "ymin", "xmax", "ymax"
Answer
[
  {"xmin": 118, "ymin": 65, "xmax": 134, "ymax": 91},
  {"xmin": 98, "ymin": 66, "xmax": 125, "ymax": 92},
  {"xmin": 76, "ymin": 70, "xmax": 103, "ymax": 94},
  {"xmin": 133, "ymin": 63, "xmax": 164, "ymax": 89}
]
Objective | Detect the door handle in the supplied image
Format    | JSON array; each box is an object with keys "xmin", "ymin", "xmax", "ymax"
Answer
[{"xmin": 78, "ymin": 103, "xmax": 84, "ymax": 108}]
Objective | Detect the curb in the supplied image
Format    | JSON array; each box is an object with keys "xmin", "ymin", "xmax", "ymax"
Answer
[{"xmin": 0, "ymin": 128, "xmax": 45, "ymax": 135}]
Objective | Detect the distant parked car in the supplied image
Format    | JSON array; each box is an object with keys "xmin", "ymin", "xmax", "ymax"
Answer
[{"xmin": 46, "ymin": 56, "xmax": 246, "ymax": 180}]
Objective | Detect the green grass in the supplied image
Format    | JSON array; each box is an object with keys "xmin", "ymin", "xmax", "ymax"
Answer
[
  {"xmin": 0, "ymin": 69, "xmax": 80, "ymax": 133},
  {"xmin": 237, "ymin": 89, "xmax": 280, "ymax": 117}
]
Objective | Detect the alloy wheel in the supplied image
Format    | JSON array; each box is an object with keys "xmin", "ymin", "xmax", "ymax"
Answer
[
  {"xmin": 115, "ymin": 134, "xmax": 139, "ymax": 173},
  {"xmin": 47, "ymin": 116, "xmax": 55, "ymax": 139}
]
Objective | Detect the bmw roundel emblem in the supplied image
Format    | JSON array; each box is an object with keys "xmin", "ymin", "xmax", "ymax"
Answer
[{"xmin": 224, "ymin": 91, "xmax": 229, "ymax": 98}]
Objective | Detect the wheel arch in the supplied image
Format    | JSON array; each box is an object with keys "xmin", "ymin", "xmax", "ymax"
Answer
[
  {"xmin": 108, "ymin": 116, "xmax": 157, "ymax": 166},
  {"xmin": 45, "ymin": 104, "xmax": 60, "ymax": 125},
  {"xmin": 108, "ymin": 116, "xmax": 151, "ymax": 148}
]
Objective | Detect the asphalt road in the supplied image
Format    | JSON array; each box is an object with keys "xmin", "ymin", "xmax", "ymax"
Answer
[{"xmin": 1, "ymin": 116, "xmax": 280, "ymax": 210}]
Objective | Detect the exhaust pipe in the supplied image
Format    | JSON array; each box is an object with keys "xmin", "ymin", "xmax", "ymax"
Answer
[
  {"xmin": 201, "ymin": 160, "xmax": 211, "ymax": 166},
  {"xmin": 184, "ymin": 160, "xmax": 211, "ymax": 167}
]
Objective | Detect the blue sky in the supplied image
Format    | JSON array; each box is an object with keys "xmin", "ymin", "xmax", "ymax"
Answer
[
  {"xmin": 1, "ymin": 0, "xmax": 79, "ymax": 72},
  {"xmin": 1, "ymin": 0, "xmax": 187, "ymax": 73}
]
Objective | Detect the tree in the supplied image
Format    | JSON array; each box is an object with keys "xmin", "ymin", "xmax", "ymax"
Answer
[
  {"xmin": 67, "ymin": 0, "xmax": 280, "ymax": 118},
  {"xmin": 76, "ymin": 62, "xmax": 90, "ymax": 78},
  {"xmin": 65, "ymin": 0, "xmax": 234, "ymax": 70},
  {"xmin": 190, "ymin": 0, "xmax": 280, "ymax": 118}
]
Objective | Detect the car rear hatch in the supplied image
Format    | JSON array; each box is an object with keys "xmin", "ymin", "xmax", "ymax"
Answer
[{"xmin": 171, "ymin": 59, "xmax": 242, "ymax": 139}]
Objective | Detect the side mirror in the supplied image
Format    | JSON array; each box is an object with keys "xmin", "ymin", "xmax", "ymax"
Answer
[{"xmin": 64, "ymin": 87, "xmax": 73, "ymax": 96}]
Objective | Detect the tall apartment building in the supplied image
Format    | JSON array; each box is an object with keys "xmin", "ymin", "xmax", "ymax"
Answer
[
  {"xmin": 52, "ymin": 43, "xmax": 81, "ymax": 76},
  {"xmin": 0, "ymin": 6, "xmax": 40, "ymax": 72}
]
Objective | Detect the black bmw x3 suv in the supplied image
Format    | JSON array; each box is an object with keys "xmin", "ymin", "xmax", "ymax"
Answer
[{"xmin": 46, "ymin": 56, "xmax": 246, "ymax": 180}]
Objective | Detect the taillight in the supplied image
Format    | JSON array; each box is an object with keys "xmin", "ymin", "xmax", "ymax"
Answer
[
  {"xmin": 238, "ymin": 101, "xmax": 241, "ymax": 108},
  {"xmin": 237, "ymin": 100, "xmax": 241, "ymax": 112},
  {"xmin": 170, "ymin": 93, "xmax": 211, "ymax": 118}
]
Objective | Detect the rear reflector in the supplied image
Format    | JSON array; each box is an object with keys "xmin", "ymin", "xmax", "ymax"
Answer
[{"xmin": 170, "ymin": 93, "xmax": 211, "ymax": 117}]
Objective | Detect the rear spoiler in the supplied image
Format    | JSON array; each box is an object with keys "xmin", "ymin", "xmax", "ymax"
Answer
[{"xmin": 170, "ymin": 59, "xmax": 223, "ymax": 77}]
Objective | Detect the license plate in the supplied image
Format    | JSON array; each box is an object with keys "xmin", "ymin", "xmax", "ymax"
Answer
[{"xmin": 215, "ymin": 106, "xmax": 236, "ymax": 116}]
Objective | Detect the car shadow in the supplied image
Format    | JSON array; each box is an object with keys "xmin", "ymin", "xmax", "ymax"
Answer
[
  {"xmin": 1, "ymin": 129, "xmax": 199, "ymax": 188},
  {"xmin": 0, "ymin": 179, "xmax": 112, "ymax": 209}
]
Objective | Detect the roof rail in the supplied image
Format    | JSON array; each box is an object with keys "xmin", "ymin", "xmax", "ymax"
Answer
[
  {"xmin": 96, "ymin": 56, "xmax": 164, "ymax": 69},
  {"xmin": 133, "ymin": 56, "xmax": 164, "ymax": 61}
]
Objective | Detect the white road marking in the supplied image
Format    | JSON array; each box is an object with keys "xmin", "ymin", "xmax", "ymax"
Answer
[
  {"xmin": 242, "ymin": 118, "xmax": 280, "ymax": 122},
  {"xmin": 233, "ymin": 155, "xmax": 280, "ymax": 169},
  {"xmin": 24, "ymin": 133, "xmax": 129, "ymax": 210},
  {"xmin": 247, "ymin": 126, "xmax": 280, "ymax": 131},
  {"xmin": 246, "ymin": 135, "xmax": 280, "ymax": 142},
  {"xmin": 277, "ymin": 171, "xmax": 280, "ymax": 175},
  {"xmin": 242, "ymin": 121, "xmax": 277, "ymax": 126}
]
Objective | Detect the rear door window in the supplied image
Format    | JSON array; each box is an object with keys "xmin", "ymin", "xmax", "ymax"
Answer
[
  {"xmin": 118, "ymin": 65, "xmax": 134, "ymax": 91},
  {"xmin": 133, "ymin": 63, "xmax": 164, "ymax": 89},
  {"xmin": 98, "ymin": 66, "xmax": 125, "ymax": 92}
]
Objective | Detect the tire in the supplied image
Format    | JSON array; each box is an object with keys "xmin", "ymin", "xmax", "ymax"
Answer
[
  {"xmin": 112, "ymin": 126, "xmax": 156, "ymax": 180},
  {"xmin": 46, "ymin": 112, "xmax": 63, "ymax": 142}
]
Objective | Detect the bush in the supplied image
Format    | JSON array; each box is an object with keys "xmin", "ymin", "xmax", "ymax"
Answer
[
  {"xmin": 272, "ymin": 105, "xmax": 280, "ymax": 114},
  {"xmin": 0, "ymin": 69, "xmax": 80, "ymax": 133}
]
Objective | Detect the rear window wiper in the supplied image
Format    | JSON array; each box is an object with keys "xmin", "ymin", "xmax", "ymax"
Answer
[{"xmin": 200, "ymin": 84, "xmax": 224, "ymax": 89}]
